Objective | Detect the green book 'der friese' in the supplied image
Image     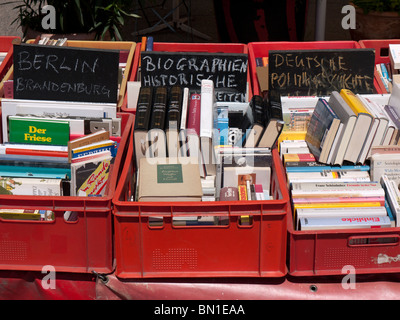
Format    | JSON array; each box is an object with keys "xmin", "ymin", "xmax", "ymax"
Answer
[{"xmin": 8, "ymin": 117, "xmax": 70, "ymax": 146}]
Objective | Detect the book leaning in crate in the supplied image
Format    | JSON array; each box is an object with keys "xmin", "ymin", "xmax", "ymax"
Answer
[
  {"xmin": 132, "ymin": 80, "xmax": 284, "ymax": 220},
  {"xmin": 0, "ymin": 98, "xmax": 123, "ymax": 221},
  {"xmin": 275, "ymin": 82, "xmax": 400, "ymax": 231}
]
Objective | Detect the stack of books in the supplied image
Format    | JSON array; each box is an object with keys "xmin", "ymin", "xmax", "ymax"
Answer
[
  {"xmin": 133, "ymin": 80, "xmax": 282, "ymax": 203},
  {"xmin": 280, "ymin": 139, "xmax": 397, "ymax": 231}
]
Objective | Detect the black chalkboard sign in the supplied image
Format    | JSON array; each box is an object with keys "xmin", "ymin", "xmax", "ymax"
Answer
[
  {"xmin": 140, "ymin": 51, "xmax": 248, "ymax": 102},
  {"xmin": 13, "ymin": 44, "xmax": 119, "ymax": 104},
  {"xmin": 268, "ymin": 49, "xmax": 375, "ymax": 96}
]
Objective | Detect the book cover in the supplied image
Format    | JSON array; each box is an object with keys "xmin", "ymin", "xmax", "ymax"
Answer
[
  {"xmin": 305, "ymin": 98, "xmax": 341, "ymax": 164},
  {"xmin": 71, "ymin": 140, "xmax": 117, "ymax": 159},
  {"xmin": 134, "ymin": 86, "xmax": 153, "ymax": 167},
  {"xmin": 340, "ymin": 89, "xmax": 373, "ymax": 164},
  {"xmin": 8, "ymin": 117, "xmax": 70, "ymax": 146},
  {"xmin": 219, "ymin": 186, "xmax": 239, "ymax": 201},
  {"xmin": 138, "ymin": 157, "xmax": 203, "ymax": 202},
  {"xmin": 70, "ymin": 153, "xmax": 112, "ymax": 197},
  {"xmin": 257, "ymin": 90, "xmax": 284, "ymax": 149},
  {"xmin": 0, "ymin": 177, "xmax": 62, "ymax": 196},
  {"xmin": 238, "ymin": 184, "xmax": 247, "ymax": 200}
]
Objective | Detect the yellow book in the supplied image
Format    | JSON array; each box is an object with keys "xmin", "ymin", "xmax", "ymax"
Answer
[
  {"xmin": 277, "ymin": 130, "xmax": 307, "ymax": 151},
  {"xmin": 340, "ymin": 89, "xmax": 371, "ymax": 115},
  {"xmin": 294, "ymin": 201, "xmax": 382, "ymax": 210}
]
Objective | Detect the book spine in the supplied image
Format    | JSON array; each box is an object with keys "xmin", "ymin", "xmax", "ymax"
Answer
[
  {"xmin": 200, "ymin": 79, "xmax": 215, "ymax": 138},
  {"xmin": 180, "ymin": 87, "xmax": 190, "ymax": 131},
  {"xmin": 299, "ymin": 216, "xmax": 391, "ymax": 230},
  {"xmin": 250, "ymin": 95, "xmax": 266, "ymax": 126},
  {"xmin": 134, "ymin": 86, "xmax": 153, "ymax": 130},
  {"xmin": 166, "ymin": 85, "xmax": 183, "ymax": 130},
  {"xmin": 186, "ymin": 93, "xmax": 201, "ymax": 135},
  {"xmin": 238, "ymin": 184, "xmax": 247, "ymax": 200},
  {"xmin": 150, "ymin": 86, "xmax": 168, "ymax": 130}
]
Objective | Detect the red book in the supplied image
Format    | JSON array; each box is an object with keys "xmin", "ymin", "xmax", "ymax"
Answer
[{"xmin": 186, "ymin": 93, "xmax": 201, "ymax": 135}]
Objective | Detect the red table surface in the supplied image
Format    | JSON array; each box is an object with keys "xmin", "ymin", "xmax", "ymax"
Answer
[{"xmin": 1, "ymin": 271, "xmax": 400, "ymax": 300}]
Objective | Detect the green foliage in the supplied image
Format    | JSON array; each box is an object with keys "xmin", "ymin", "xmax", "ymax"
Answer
[
  {"xmin": 352, "ymin": 0, "xmax": 400, "ymax": 15},
  {"xmin": 12, "ymin": 0, "xmax": 139, "ymax": 40}
]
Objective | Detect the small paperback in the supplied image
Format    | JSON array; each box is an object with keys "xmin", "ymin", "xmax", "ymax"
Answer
[
  {"xmin": 0, "ymin": 177, "xmax": 62, "ymax": 196},
  {"xmin": 70, "ymin": 151, "xmax": 112, "ymax": 196}
]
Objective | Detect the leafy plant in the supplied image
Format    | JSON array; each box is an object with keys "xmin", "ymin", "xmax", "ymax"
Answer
[
  {"xmin": 352, "ymin": 0, "xmax": 400, "ymax": 15},
  {"xmin": 12, "ymin": 0, "xmax": 139, "ymax": 40}
]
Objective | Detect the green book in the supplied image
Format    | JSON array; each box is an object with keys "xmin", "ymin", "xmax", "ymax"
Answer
[{"xmin": 8, "ymin": 117, "xmax": 70, "ymax": 146}]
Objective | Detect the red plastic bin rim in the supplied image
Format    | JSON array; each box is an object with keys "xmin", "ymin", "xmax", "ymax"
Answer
[
  {"xmin": 0, "ymin": 112, "xmax": 133, "ymax": 202},
  {"xmin": 112, "ymin": 144, "xmax": 290, "ymax": 215}
]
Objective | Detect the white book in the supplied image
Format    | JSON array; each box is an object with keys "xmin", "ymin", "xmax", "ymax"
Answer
[
  {"xmin": 299, "ymin": 215, "xmax": 391, "ymax": 230},
  {"xmin": 287, "ymin": 170, "xmax": 370, "ymax": 184},
  {"xmin": 126, "ymin": 81, "xmax": 141, "ymax": 109},
  {"xmin": 200, "ymin": 80, "xmax": 216, "ymax": 176},
  {"xmin": 180, "ymin": 87, "xmax": 190, "ymax": 131},
  {"xmin": 327, "ymin": 123, "xmax": 343, "ymax": 165},
  {"xmin": 389, "ymin": 44, "xmax": 400, "ymax": 69},
  {"xmin": 370, "ymin": 153, "xmax": 400, "ymax": 185},
  {"xmin": 291, "ymin": 181, "xmax": 385, "ymax": 198},
  {"xmin": 296, "ymin": 206, "xmax": 388, "ymax": 230}
]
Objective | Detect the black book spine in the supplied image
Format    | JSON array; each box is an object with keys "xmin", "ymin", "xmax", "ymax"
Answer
[
  {"xmin": 250, "ymin": 95, "xmax": 266, "ymax": 126},
  {"xmin": 150, "ymin": 86, "xmax": 168, "ymax": 129},
  {"xmin": 166, "ymin": 85, "xmax": 183, "ymax": 130},
  {"xmin": 134, "ymin": 86, "xmax": 153, "ymax": 130},
  {"xmin": 267, "ymin": 90, "xmax": 283, "ymax": 121}
]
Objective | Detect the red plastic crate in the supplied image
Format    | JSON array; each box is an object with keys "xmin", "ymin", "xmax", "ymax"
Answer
[
  {"xmin": 120, "ymin": 42, "xmax": 252, "ymax": 113},
  {"xmin": 113, "ymin": 142, "xmax": 289, "ymax": 279},
  {"xmin": 359, "ymin": 39, "xmax": 400, "ymax": 94},
  {"xmin": 0, "ymin": 113, "xmax": 133, "ymax": 274},
  {"xmin": 283, "ymin": 155, "xmax": 400, "ymax": 276},
  {"xmin": 247, "ymin": 41, "xmax": 372, "ymax": 96}
]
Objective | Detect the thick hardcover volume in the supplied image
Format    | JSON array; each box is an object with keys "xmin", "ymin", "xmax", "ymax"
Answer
[
  {"xmin": 243, "ymin": 95, "xmax": 265, "ymax": 147},
  {"xmin": 186, "ymin": 93, "xmax": 201, "ymax": 135},
  {"xmin": 340, "ymin": 89, "xmax": 373, "ymax": 164},
  {"xmin": 166, "ymin": 86, "xmax": 183, "ymax": 157},
  {"xmin": 305, "ymin": 98, "xmax": 341, "ymax": 164},
  {"xmin": 8, "ymin": 117, "xmax": 70, "ymax": 146},
  {"xmin": 257, "ymin": 90, "xmax": 284, "ymax": 148},
  {"xmin": 148, "ymin": 86, "xmax": 168, "ymax": 157},
  {"xmin": 328, "ymin": 91, "xmax": 357, "ymax": 166},
  {"xmin": 134, "ymin": 86, "xmax": 153, "ymax": 167}
]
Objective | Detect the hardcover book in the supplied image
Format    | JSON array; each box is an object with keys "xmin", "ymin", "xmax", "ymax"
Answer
[
  {"xmin": 148, "ymin": 86, "xmax": 168, "ymax": 158},
  {"xmin": 299, "ymin": 216, "xmax": 391, "ymax": 230},
  {"xmin": 165, "ymin": 85, "xmax": 183, "ymax": 158},
  {"xmin": 138, "ymin": 157, "xmax": 203, "ymax": 202},
  {"xmin": 133, "ymin": 86, "xmax": 153, "ymax": 168},
  {"xmin": 305, "ymin": 98, "xmax": 341, "ymax": 164}
]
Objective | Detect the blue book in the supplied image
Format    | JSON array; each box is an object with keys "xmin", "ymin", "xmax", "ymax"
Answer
[
  {"xmin": 285, "ymin": 163, "xmax": 370, "ymax": 173},
  {"xmin": 0, "ymin": 165, "xmax": 71, "ymax": 179}
]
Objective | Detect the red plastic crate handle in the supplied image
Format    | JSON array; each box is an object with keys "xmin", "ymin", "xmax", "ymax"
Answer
[{"xmin": 348, "ymin": 234, "xmax": 400, "ymax": 247}]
